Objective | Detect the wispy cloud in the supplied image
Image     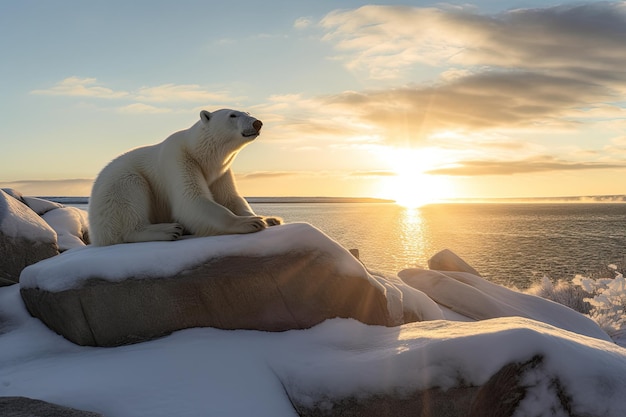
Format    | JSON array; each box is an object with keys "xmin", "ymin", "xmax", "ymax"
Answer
[
  {"xmin": 318, "ymin": 70, "xmax": 610, "ymax": 146},
  {"xmin": 349, "ymin": 170, "xmax": 396, "ymax": 177},
  {"xmin": 299, "ymin": 3, "xmax": 626, "ymax": 150},
  {"xmin": 117, "ymin": 103, "xmax": 172, "ymax": 114},
  {"xmin": 134, "ymin": 84, "xmax": 238, "ymax": 103},
  {"xmin": 293, "ymin": 17, "xmax": 312, "ymax": 29},
  {"xmin": 426, "ymin": 157, "xmax": 626, "ymax": 176},
  {"xmin": 237, "ymin": 170, "xmax": 397, "ymax": 180},
  {"xmin": 236, "ymin": 171, "xmax": 298, "ymax": 180},
  {"xmin": 31, "ymin": 77, "xmax": 240, "ymax": 113},
  {"xmin": 320, "ymin": 3, "xmax": 626, "ymax": 81},
  {"xmin": 31, "ymin": 76, "xmax": 129, "ymax": 99}
]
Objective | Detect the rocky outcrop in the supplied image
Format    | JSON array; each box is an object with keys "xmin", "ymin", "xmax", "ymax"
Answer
[
  {"xmin": 21, "ymin": 252, "xmax": 391, "ymax": 346},
  {"xmin": 19, "ymin": 223, "xmax": 441, "ymax": 346},
  {"xmin": 400, "ymin": 249, "xmax": 611, "ymax": 341},
  {"xmin": 428, "ymin": 248, "xmax": 481, "ymax": 276},
  {"xmin": 0, "ymin": 189, "xmax": 89, "ymax": 286},
  {"xmin": 0, "ymin": 396, "xmax": 102, "ymax": 417},
  {"xmin": 291, "ymin": 354, "xmax": 572, "ymax": 417},
  {"xmin": 0, "ymin": 189, "xmax": 59, "ymax": 286}
]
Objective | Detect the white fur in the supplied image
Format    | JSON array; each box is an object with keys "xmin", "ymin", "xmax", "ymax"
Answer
[{"xmin": 89, "ymin": 109, "xmax": 281, "ymax": 246}]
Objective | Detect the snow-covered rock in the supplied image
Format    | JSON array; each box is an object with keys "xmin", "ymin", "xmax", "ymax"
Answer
[
  {"xmin": 0, "ymin": 189, "xmax": 89, "ymax": 286},
  {"xmin": 427, "ymin": 247, "xmax": 481, "ymax": 276},
  {"xmin": 19, "ymin": 223, "xmax": 442, "ymax": 346},
  {"xmin": 400, "ymin": 256, "xmax": 611, "ymax": 342},
  {"xmin": 0, "ymin": 189, "xmax": 58, "ymax": 286},
  {"xmin": 277, "ymin": 318, "xmax": 625, "ymax": 417},
  {"xmin": 3, "ymin": 234, "xmax": 626, "ymax": 416},
  {"xmin": 5, "ymin": 277, "xmax": 626, "ymax": 417},
  {"xmin": 41, "ymin": 206, "xmax": 89, "ymax": 250}
]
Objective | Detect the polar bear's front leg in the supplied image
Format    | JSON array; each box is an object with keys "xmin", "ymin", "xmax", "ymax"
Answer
[
  {"xmin": 210, "ymin": 170, "xmax": 283, "ymax": 228},
  {"xmin": 173, "ymin": 194, "xmax": 267, "ymax": 236}
]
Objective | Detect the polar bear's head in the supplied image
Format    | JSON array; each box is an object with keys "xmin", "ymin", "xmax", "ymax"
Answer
[{"xmin": 199, "ymin": 109, "xmax": 262, "ymax": 147}]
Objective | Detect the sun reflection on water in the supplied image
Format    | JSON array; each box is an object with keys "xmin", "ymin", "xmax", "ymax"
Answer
[{"xmin": 397, "ymin": 206, "xmax": 429, "ymax": 269}]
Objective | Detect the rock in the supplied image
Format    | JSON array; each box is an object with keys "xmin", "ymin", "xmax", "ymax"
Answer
[
  {"xmin": 0, "ymin": 396, "xmax": 102, "ymax": 417},
  {"xmin": 300, "ymin": 355, "xmax": 565, "ymax": 417},
  {"xmin": 276, "ymin": 317, "xmax": 616, "ymax": 417},
  {"xmin": 293, "ymin": 386, "xmax": 481, "ymax": 417},
  {"xmin": 22, "ymin": 196, "xmax": 63, "ymax": 215},
  {"xmin": 400, "ymin": 251, "xmax": 611, "ymax": 342},
  {"xmin": 0, "ymin": 190, "xmax": 59, "ymax": 286},
  {"xmin": 428, "ymin": 248, "xmax": 481, "ymax": 276},
  {"xmin": 0, "ymin": 188, "xmax": 26, "ymax": 204},
  {"xmin": 20, "ymin": 223, "xmax": 435, "ymax": 346}
]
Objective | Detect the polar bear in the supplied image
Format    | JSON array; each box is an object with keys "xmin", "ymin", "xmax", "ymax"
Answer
[{"xmin": 88, "ymin": 109, "xmax": 282, "ymax": 246}]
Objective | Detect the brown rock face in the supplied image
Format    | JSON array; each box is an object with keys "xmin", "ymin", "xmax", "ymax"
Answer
[{"xmin": 21, "ymin": 251, "xmax": 393, "ymax": 347}]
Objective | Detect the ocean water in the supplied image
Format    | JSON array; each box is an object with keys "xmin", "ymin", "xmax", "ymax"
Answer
[
  {"xmin": 251, "ymin": 202, "xmax": 626, "ymax": 289},
  {"xmin": 64, "ymin": 199, "xmax": 626, "ymax": 289}
]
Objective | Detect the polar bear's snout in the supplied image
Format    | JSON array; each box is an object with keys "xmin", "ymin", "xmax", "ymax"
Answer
[{"xmin": 242, "ymin": 119, "xmax": 263, "ymax": 137}]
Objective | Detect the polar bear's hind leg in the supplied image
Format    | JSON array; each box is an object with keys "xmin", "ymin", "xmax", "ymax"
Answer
[
  {"xmin": 115, "ymin": 173, "xmax": 183, "ymax": 243},
  {"xmin": 92, "ymin": 171, "xmax": 183, "ymax": 245}
]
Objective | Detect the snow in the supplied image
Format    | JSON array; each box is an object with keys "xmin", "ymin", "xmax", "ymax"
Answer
[
  {"xmin": 22, "ymin": 196, "xmax": 63, "ymax": 215},
  {"xmin": 399, "ymin": 268, "xmax": 612, "ymax": 341},
  {"xmin": 5, "ymin": 215, "xmax": 626, "ymax": 416},
  {"xmin": 2, "ymin": 283, "xmax": 626, "ymax": 417},
  {"xmin": 0, "ymin": 190, "xmax": 56, "ymax": 243},
  {"xmin": 41, "ymin": 206, "xmax": 88, "ymax": 251},
  {"xmin": 19, "ymin": 223, "xmax": 367, "ymax": 292}
]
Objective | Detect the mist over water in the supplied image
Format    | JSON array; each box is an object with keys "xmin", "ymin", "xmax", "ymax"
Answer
[{"xmin": 252, "ymin": 202, "xmax": 626, "ymax": 289}]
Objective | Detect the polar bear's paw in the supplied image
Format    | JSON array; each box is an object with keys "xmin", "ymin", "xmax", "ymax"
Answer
[
  {"xmin": 263, "ymin": 216, "xmax": 283, "ymax": 227},
  {"xmin": 127, "ymin": 223, "xmax": 184, "ymax": 243},
  {"xmin": 231, "ymin": 216, "xmax": 267, "ymax": 234}
]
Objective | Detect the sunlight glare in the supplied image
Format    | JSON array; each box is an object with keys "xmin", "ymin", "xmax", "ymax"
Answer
[{"xmin": 378, "ymin": 147, "xmax": 455, "ymax": 207}]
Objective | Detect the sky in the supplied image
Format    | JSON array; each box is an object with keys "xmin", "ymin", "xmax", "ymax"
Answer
[{"xmin": 1, "ymin": 0, "xmax": 626, "ymax": 202}]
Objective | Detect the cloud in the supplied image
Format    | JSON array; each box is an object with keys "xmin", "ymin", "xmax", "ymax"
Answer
[
  {"xmin": 117, "ymin": 103, "xmax": 172, "ymax": 114},
  {"xmin": 237, "ymin": 170, "xmax": 397, "ymax": 180},
  {"xmin": 31, "ymin": 77, "xmax": 129, "ymax": 99},
  {"xmin": 293, "ymin": 17, "xmax": 312, "ymax": 29},
  {"xmin": 426, "ymin": 157, "xmax": 626, "ymax": 176},
  {"xmin": 254, "ymin": 3, "xmax": 626, "ymax": 151},
  {"xmin": 237, "ymin": 171, "xmax": 298, "ymax": 180},
  {"xmin": 134, "ymin": 84, "xmax": 237, "ymax": 103},
  {"xmin": 320, "ymin": 3, "xmax": 626, "ymax": 80},
  {"xmin": 349, "ymin": 170, "xmax": 396, "ymax": 177},
  {"xmin": 31, "ymin": 78, "xmax": 240, "ymax": 111},
  {"xmin": 318, "ymin": 70, "xmax": 612, "ymax": 147}
]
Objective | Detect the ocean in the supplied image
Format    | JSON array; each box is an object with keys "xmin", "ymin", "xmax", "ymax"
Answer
[
  {"xmin": 62, "ymin": 199, "xmax": 626, "ymax": 289},
  {"xmin": 251, "ymin": 202, "xmax": 626, "ymax": 289}
]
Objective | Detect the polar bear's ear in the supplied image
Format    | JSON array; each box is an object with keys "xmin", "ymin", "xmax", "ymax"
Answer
[{"xmin": 200, "ymin": 110, "xmax": 211, "ymax": 123}]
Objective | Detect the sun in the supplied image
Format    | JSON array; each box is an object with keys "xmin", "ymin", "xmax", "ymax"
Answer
[{"xmin": 377, "ymin": 147, "xmax": 455, "ymax": 207}]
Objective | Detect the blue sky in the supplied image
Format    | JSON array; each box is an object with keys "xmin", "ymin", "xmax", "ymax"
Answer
[{"xmin": 1, "ymin": 1, "xmax": 626, "ymax": 201}]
